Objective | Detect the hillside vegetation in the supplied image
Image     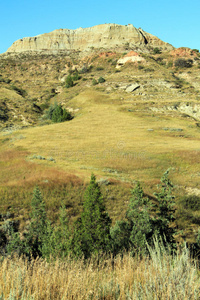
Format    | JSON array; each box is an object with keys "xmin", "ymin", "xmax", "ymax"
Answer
[
  {"xmin": 0, "ymin": 34, "xmax": 200, "ymax": 297},
  {"xmin": 0, "ymin": 46, "xmax": 200, "ymax": 247}
]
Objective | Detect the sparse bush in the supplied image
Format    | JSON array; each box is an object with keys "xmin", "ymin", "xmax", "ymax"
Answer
[
  {"xmin": 174, "ymin": 58, "xmax": 193, "ymax": 68},
  {"xmin": 65, "ymin": 75, "xmax": 74, "ymax": 88},
  {"xmin": 111, "ymin": 60, "xmax": 117, "ymax": 66},
  {"xmin": 0, "ymin": 102, "xmax": 9, "ymax": 121},
  {"xmin": 167, "ymin": 61, "xmax": 173, "ymax": 68},
  {"xmin": 72, "ymin": 72, "xmax": 81, "ymax": 81},
  {"xmin": 92, "ymin": 78, "xmax": 98, "ymax": 85},
  {"xmin": 79, "ymin": 65, "xmax": 93, "ymax": 74},
  {"xmin": 96, "ymin": 66, "xmax": 104, "ymax": 71},
  {"xmin": 144, "ymin": 68, "xmax": 154, "ymax": 72},
  {"xmin": 98, "ymin": 76, "xmax": 106, "ymax": 83},
  {"xmin": 192, "ymin": 49, "xmax": 199, "ymax": 54},
  {"xmin": 153, "ymin": 47, "xmax": 162, "ymax": 54},
  {"xmin": 180, "ymin": 195, "xmax": 200, "ymax": 211},
  {"xmin": 124, "ymin": 42, "xmax": 130, "ymax": 50}
]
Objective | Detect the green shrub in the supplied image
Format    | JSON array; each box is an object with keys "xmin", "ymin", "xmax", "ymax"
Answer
[
  {"xmin": 144, "ymin": 68, "xmax": 154, "ymax": 72},
  {"xmin": 153, "ymin": 47, "xmax": 162, "ymax": 54},
  {"xmin": 192, "ymin": 49, "xmax": 199, "ymax": 54},
  {"xmin": 174, "ymin": 58, "xmax": 193, "ymax": 68},
  {"xmin": 65, "ymin": 75, "xmax": 74, "ymax": 88},
  {"xmin": 96, "ymin": 66, "xmax": 104, "ymax": 71},
  {"xmin": 180, "ymin": 195, "xmax": 200, "ymax": 211},
  {"xmin": 98, "ymin": 77, "xmax": 106, "ymax": 83},
  {"xmin": 92, "ymin": 78, "xmax": 98, "ymax": 85},
  {"xmin": 72, "ymin": 72, "xmax": 81, "ymax": 81},
  {"xmin": 0, "ymin": 103, "xmax": 9, "ymax": 121},
  {"xmin": 124, "ymin": 42, "xmax": 129, "ymax": 50},
  {"xmin": 167, "ymin": 61, "xmax": 173, "ymax": 68},
  {"xmin": 51, "ymin": 104, "xmax": 73, "ymax": 123},
  {"xmin": 44, "ymin": 102, "xmax": 73, "ymax": 123}
]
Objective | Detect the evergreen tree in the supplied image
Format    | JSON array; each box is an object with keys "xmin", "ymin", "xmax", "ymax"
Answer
[
  {"xmin": 110, "ymin": 172, "xmax": 176, "ymax": 257},
  {"xmin": 73, "ymin": 174, "xmax": 111, "ymax": 258},
  {"xmin": 24, "ymin": 186, "xmax": 50, "ymax": 258},
  {"xmin": 126, "ymin": 182, "xmax": 153, "ymax": 256},
  {"xmin": 110, "ymin": 220, "xmax": 130, "ymax": 256},
  {"xmin": 153, "ymin": 169, "xmax": 176, "ymax": 248},
  {"xmin": 51, "ymin": 103, "xmax": 72, "ymax": 123},
  {"xmin": 44, "ymin": 102, "xmax": 72, "ymax": 123},
  {"xmin": 49, "ymin": 203, "xmax": 71, "ymax": 259}
]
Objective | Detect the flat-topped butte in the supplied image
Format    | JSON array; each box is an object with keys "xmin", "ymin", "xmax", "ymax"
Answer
[{"xmin": 6, "ymin": 23, "xmax": 174, "ymax": 53}]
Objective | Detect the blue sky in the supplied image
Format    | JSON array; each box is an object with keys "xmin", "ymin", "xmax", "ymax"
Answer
[{"xmin": 0, "ymin": 0, "xmax": 200, "ymax": 54}]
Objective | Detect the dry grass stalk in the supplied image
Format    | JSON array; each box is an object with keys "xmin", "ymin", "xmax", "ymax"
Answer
[{"xmin": 0, "ymin": 241, "xmax": 199, "ymax": 300}]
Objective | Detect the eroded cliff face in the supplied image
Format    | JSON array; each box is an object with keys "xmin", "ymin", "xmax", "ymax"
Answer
[{"xmin": 6, "ymin": 24, "xmax": 174, "ymax": 53}]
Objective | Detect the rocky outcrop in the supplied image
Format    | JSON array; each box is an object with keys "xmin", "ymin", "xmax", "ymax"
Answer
[
  {"xmin": 170, "ymin": 47, "xmax": 198, "ymax": 57},
  {"xmin": 6, "ymin": 24, "xmax": 174, "ymax": 53},
  {"xmin": 125, "ymin": 83, "xmax": 140, "ymax": 93},
  {"xmin": 116, "ymin": 51, "xmax": 145, "ymax": 67}
]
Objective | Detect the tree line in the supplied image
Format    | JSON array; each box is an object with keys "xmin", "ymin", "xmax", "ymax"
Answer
[{"xmin": 0, "ymin": 170, "xmax": 193, "ymax": 260}]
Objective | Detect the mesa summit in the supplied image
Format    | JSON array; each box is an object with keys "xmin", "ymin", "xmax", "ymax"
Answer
[{"xmin": 6, "ymin": 23, "xmax": 174, "ymax": 53}]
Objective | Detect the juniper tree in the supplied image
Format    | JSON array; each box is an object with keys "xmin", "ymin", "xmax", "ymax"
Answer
[
  {"xmin": 6, "ymin": 186, "xmax": 51, "ymax": 258},
  {"xmin": 110, "ymin": 182, "xmax": 152, "ymax": 256},
  {"xmin": 51, "ymin": 103, "xmax": 72, "ymax": 123},
  {"xmin": 48, "ymin": 203, "xmax": 71, "ymax": 259},
  {"xmin": 24, "ymin": 186, "xmax": 50, "ymax": 258},
  {"xmin": 153, "ymin": 169, "xmax": 176, "ymax": 248},
  {"xmin": 126, "ymin": 182, "xmax": 153, "ymax": 256},
  {"xmin": 110, "ymin": 219, "xmax": 130, "ymax": 256},
  {"xmin": 73, "ymin": 174, "xmax": 111, "ymax": 259}
]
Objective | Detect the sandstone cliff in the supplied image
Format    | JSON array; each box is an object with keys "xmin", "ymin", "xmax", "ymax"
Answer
[{"xmin": 6, "ymin": 24, "xmax": 173, "ymax": 53}]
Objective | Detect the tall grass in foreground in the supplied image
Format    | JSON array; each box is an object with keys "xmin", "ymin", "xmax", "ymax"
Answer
[{"xmin": 0, "ymin": 239, "xmax": 199, "ymax": 300}]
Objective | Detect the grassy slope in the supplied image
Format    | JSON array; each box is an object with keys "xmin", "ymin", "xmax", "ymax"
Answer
[
  {"xmin": 4, "ymin": 89, "xmax": 200, "ymax": 185},
  {"xmin": 0, "ymin": 49, "xmax": 200, "ymax": 238}
]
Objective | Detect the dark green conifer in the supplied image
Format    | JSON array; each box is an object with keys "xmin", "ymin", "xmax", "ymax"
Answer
[
  {"xmin": 126, "ymin": 182, "xmax": 153, "ymax": 255},
  {"xmin": 24, "ymin": 186, "xmax": 49, "ymax": 258},
  {"xmin": 73, "ymin": 174, "xmax": 111, "ymax": 258},
  {"xmin": 153, "ymin": 169, "xmax": 176, "ymax": 248}
]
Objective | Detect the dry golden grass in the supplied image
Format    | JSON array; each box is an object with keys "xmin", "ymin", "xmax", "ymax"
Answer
[
  {"xmin": 3, "ymin": 89, "xmax": 199, "ymax": 188},
  {"xmin": 1, "ymin": 52, "xmax": 200, "ymax": 238},
  {"xmin": 0, "ymin": 149, "xmax": 82, "ymax": 187},
  {"xmin": 0, "ymin": 242, "xmax": 199, "ymax": 299},
  {"xmin": 0, "ymin": 86, "xmax": 200, "ymax": 234}
]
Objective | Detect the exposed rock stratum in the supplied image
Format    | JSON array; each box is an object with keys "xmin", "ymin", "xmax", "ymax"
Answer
[{"xmin": 6, "ymin": 23, "xmax": 174, "ymax": 53}]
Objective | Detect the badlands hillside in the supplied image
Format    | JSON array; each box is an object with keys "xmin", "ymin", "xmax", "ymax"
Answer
[
  {"xmin": 6, "ymin": 23, "xmax": 173, "ymax": 53},
  {"xmin": 0, "ymin": 24, "xmax": 200, "ymax": 240}
]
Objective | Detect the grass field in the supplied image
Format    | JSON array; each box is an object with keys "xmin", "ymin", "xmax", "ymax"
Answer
[
  {"xmin": 1, "ymin": 50, "xmax": 200, "ymax": 239},
  {"xmin": 0, "ymin": 240, "xmax": 199, "ymax": 299},
  {"xmin": 2, "ymin": 89, "xmax": 200, "ymax": 186}
]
